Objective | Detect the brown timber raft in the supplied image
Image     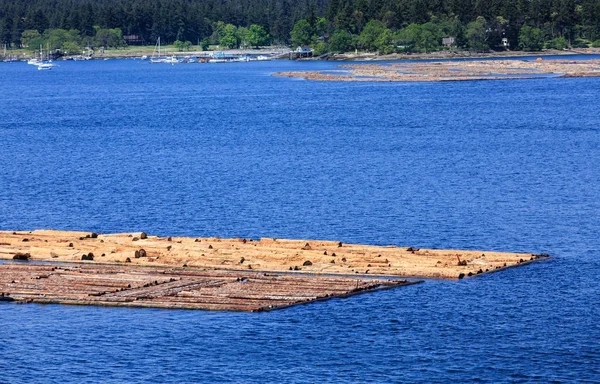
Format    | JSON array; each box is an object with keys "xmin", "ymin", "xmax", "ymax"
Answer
[
  {"xmin": 274, "ymin": 59, "xmax": 600, "ymax": 82},
  {"xmin": 0, "ymin": 263, "xmax": 416, "ymax": 312},
  {"xmin": 0, "ymin": 230, "xmax": 549, "ymax": 311}
]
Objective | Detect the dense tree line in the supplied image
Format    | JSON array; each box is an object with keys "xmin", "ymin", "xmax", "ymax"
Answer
[{"xmin": 1, "ymin": 0, "xmax": 599, "ymax": 52}]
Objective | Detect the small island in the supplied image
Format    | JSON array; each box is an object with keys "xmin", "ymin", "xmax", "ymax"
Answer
[{"xmin": 0, "ymin": 230, "xmax": 548, "ymax": 311}]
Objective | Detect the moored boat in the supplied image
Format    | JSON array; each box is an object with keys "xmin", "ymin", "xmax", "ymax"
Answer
[{"xmin": 36, "ymin": 62, "xmax": 54, "ymax": 70}]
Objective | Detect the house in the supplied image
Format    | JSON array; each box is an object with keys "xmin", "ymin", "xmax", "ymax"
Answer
[
  {"xmin": 442, "ymin": 37, "xmax": 455, "ymax": 48},
  {"xmin": 292, "ymin": 45, "xmax": 313, "ymax": 59},
  {"xmin": 123, "ymin": 35, "xmax": 145, "ymax": 45},
  {"xmin": 295, "ymin": 46, "xmax": 313, "ymax": 54}
]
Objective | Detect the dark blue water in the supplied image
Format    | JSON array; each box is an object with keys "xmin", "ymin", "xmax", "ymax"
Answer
[{"xmin": 1, "ymin": 57, "xmax": 599, "ymax": 382}]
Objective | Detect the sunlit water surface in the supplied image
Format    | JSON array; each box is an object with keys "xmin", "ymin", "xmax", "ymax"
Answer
[{"xmin": 1, "ymin": 57, "xmax": 599, "ymax": 382}]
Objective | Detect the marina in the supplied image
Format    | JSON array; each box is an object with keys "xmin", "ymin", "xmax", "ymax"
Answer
[{"xmin": 146, "ymin": 51, "xmax": 277, "ymax": 64}]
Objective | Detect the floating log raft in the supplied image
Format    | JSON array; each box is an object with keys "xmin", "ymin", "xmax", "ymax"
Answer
[
  {"xmin": 274, "ymin": 59, "xmax": 600, "ymax": 82},
  {"xmin": 0, "ymin": 230, "xmax": 548, "ymax": 280},
  {"xmin": 0, "ymin": 263, "xmax": 417, "ymax": 312}
]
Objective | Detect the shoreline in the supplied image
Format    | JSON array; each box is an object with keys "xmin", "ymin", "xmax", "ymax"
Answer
[
  {"xmin": 3, "ymin": 47, "xmax": 598, "ymax": 62},
  {"xmin": 318, "ymin": 48, "xmax": 598, "ymax": 61}
]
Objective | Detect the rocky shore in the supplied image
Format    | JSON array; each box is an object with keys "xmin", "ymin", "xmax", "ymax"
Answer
[{"xmin": 321, "ymin": 48, "xmax": 598, "ymax": 61}]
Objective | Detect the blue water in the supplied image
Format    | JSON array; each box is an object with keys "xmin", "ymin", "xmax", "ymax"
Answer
[{"xmin": 1, "ymin": 58, "xmax": 600, "ymax": 382}]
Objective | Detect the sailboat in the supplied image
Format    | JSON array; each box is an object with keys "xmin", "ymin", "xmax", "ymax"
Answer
[
  {"xmin": 35, "ymin": 45, "xmax": 55, "ymax": 70},
  {"xmin": 27, "ymin": 45, "xmax": 40, "ymax": 65},
  {"xmin": 149, "ymin": 37, "xmax": 170, "ymax": 64}
]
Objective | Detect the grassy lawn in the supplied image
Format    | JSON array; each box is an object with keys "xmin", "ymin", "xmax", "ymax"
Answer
[{"xmin": 2, "ymin": 44, "xmax": 207, "ymax": 58}]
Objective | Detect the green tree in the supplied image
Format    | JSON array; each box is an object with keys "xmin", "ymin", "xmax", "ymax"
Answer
[
  {"xmin": 291, "ymin": 19, "xmax": 313, "ymax": 47},
  {"xmin": 397, "ymin": 24, "xmax": 422, "ymax": 51},
  {"xmin": 313, "ymin": 41, "xmax": 328, "ymax": 55},
  {"xmin": 94, "ymin": 28, "xmax": 125, "ymax": 48},
  {"xmin": 359, "ymin": 19, "xmax": 386, "ymax": 51},
  {"xmin": 200, "ymin": 38, "xmax": 210, "ymax": 51},
  {"xmin": 248, "ymin": 24, "xmax": 269, "ymax": 48},
  {"xmin": 212, "ymin": 21, "xmax": 226, "ymax": 44},
  {"xmin": 20, "ymin": 30, "xmax": 41, "ymax": 48},
  {"xmin": 519, "ymin": 25, "xmax": 544, "ymax": 51},
  {"xmin": 219, "ymin": 24, "xmax": 238, "ymax": 48},
  {"xmin": 375, "ymin": 28, "xmax": 396, "ymax": 54},
  {"xmin": 438, "ymin": 17, "xmax": 465, "ymax": 47},
  {"xmin": 546, "ymin": 36, "xmax": 568, "ymax": 49},
  {"xmin": 61, "ymin": 41, "xmax": 81, "ymax": 54},
  {"xmin": 44, "ymin": 29, "xmax": 81, "ymax": 51},
  {"xmin": 315, "ymin": 17, "xmax": 329, "ymax": 38},
  {"xmin": 237, "ymin": 27, "xmax": 250, "ymax": 48},
  {"xmin": 571, "ymin": 38, "xmax": 589, "ymax": 48},
  {"xmin": 419, "ymin": 22, "xmax": 442, "ymax": 52},
  {"xmin": 173, "ymin": 40, "xmax": 192, "ymax": 51},
  {"xmin": 329, "ymin": 29, "xmax": 353, "ymax": 52},
  {"xmin": 466, "ymin": 17, "xmax": 488, "ymax": 51}
]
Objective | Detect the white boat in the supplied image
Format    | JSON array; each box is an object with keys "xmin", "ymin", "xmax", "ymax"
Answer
[
  {"xmin": 149, "ymin": 37, "xmax": 169, "ymax": 63},
  {"xmin": 236, "ymin": 55, "xmax": 251, "ymax": 62},
  {"xmin": 256, "ymin": 55, "xmax": 271, "ymax": 61},
  {"xmin": 33, "ymin": 45, "xmax": 55, "ymax": 70},
  {"xmin": 28, "ymin": 58, "xmax": 40, "ymax": 65},
  {"xmin": 166, "ymin": 55, "xmax": 180, "ymax": 64},
  {"xmin": 36, "ymin": 62, "xmax": 54, "ymax": 70}
]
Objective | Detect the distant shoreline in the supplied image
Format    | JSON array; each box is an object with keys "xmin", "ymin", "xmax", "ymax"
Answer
[
  {"xmin": 318, "ymin": 48, "xmax": 599, "ymax": 61},
  {"xmin": 3, "ymin": 47, "xmax": 598, "ymax": 62}
]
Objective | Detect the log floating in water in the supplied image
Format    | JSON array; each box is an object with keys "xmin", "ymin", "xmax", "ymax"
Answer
[
  {"xmin": 274, "ymin": 59, "xmax": 600, "ymax": 82},
  {"xmin": 0, "ymin": 230, "xmax": 548, "ymax": 280},
  {"xmin": 0, "ymin": 263, "xmax": 418, "ymax": 312}
]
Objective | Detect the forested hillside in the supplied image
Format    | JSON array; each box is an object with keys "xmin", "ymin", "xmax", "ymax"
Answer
[{"xmin": 1, "ymin": 0, "xmax": 599, "ymax": 53}]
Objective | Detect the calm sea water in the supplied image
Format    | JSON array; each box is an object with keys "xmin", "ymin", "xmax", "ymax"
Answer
[{"xmin": 1, "ymin": 56, "xmax": 599, "ymax": 383}]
